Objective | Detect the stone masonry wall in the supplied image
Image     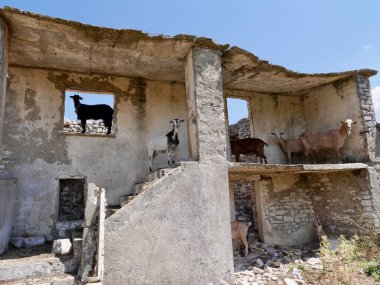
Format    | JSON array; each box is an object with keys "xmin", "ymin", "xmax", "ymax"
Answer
[
  {"xmin": 229, "ymin": 118, "xmax": 251, "ymax": 139},
  {"xmin": 229, "ymin": 118, "xmax": 257, "ymax": 162},
  {"xmin": 63, "ymin": 119, "xmax": 116, "ymax": 135},
  {"xmin": 264, "ymin": 177, "xmax": 315, "ymax": 235},
  {"xmin": 307, "ymin": 171, "xmax": 375, "ymax": 236},
  {"xmin": 356, "ymin": 74, "xmax": 377, "ymax": 162},
  {"xmin": 232, "ymin": 181, "xmax": 253, "ymax": 221}
]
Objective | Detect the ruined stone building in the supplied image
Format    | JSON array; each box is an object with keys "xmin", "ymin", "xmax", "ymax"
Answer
[{"xmin": 0, "ymin": 7, "xmax": 379, "ymax": 285}]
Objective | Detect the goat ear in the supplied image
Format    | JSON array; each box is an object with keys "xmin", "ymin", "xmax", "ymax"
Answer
[
  {"xmin": 79, "ymin": 96, "xmax": 83, "ymax": 100},
  {"xmin": 341, "ymin": 121, "xmax": 345, "ymax": 124},
  {"xmin": 353, "ymin": 121, "xmax": 357, "ymax": 124},
  {"xmin": 169, "ymin": 120, "xmax": 173, "ymax": 123}
]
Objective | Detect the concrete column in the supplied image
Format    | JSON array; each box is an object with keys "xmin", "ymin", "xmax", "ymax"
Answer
[
  {"xmin": 0, "ymin": 18, "xmax": 9, "ymax": 151},
  {"xmin": 185, "ymin": 47, "xmax": 227, "ymax": 163},
  {"xmin": 356, "ymin": 74, "xmax": 377, "ymax": 162},
  {"xmin": 254, "ymin": 179, "xmax": 269, "ymax": 242}
]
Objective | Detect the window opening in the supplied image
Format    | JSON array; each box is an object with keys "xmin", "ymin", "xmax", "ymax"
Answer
[
  {"xmin": 227, "ymin": 98, "xmax": 256, "ymax": 162},
  {"xmin": 64, "ymin": 90, "xmax": 115, "ymax": 136}
]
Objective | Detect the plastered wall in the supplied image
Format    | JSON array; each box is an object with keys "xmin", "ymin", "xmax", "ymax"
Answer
[
  {"xmin": 3, "ymin": 67, "xmax": 189, "ymax": 237},
  {"xmin": 226, "ymin": 76, "xmax": 369, "ymax": 164},
  {"xmin": 304, "ymin": 77, "xmax": 367, "ymax": 162},
  {"xmin": 226, "ymin": 90, "xmax": 305, "ymax": 164}
]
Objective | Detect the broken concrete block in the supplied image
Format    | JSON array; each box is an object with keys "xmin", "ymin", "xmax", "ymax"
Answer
[
  {"xmin": 24, "ymin": 236, "xmax": 45, "ymax": 248},
  {"xmin": 85, "ymin": 183, "xmax": 99, "ymax": 227},
  {"xmin": 73, "ymin": 237, "xmax": 83, "ymax": 263},
  {"xmin": 52, "ymin": 239, "xmax": 72, "ymax": 255},
  {"xmin": 9, "ymin": 237, "xmax": 24, "ymax": 248}
]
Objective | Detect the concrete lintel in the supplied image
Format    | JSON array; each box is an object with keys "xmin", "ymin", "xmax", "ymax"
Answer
[{"xmin": 228, "ymin": 173, "xmax": 261, "ymax": 182}]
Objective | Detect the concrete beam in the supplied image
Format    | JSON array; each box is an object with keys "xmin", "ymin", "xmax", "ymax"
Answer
[{"xmin": 0, "ymin": 17, "xmax": 9, "ymax": 150}]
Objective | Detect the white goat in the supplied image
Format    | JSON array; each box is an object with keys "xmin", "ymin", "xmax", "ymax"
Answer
[
  {"xmin": 271, "ymin": 132, "xmax": 306, "ymax": 164},
  {"xmin": 299, "ymin": 119, "xmax": 356, "ymax": 163},
  {"xmin": 146, "ymin": 119, "xmax": 184, "ymax": 172}
]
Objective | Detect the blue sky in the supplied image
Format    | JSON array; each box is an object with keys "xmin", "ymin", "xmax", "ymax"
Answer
[{"xmin": 2, "ymin": 0, "xmax": 380, "ymax": 123}]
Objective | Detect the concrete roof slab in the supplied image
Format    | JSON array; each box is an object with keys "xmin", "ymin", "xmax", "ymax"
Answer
[{"xmin": 1, "ymin": 7, "xmax": 377, "ymax": 94}]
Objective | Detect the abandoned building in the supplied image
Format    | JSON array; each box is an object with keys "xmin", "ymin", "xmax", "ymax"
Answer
[{"xmin": 0, "ymin": 7, "xmax": 379, "ymax": 285}]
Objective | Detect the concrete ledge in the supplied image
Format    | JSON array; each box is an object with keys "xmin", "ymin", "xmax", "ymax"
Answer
[{"xmin": 229, "ymin": 162, "xmax": 368, "ymax": 175}]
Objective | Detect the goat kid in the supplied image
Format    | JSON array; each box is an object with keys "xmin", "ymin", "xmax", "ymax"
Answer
[
  {"xmin": 230, "ymin": 137, "xmax": 268, "ymax": 164},
  {"xmin": 70, "ymin": 95, "xmax": 114, "ymax": 135},
  {"xmin": 231, "ymin": 221, "xmax": 251, "ymax": 257},
  {"xmin": 271, "ymin": 132, "xmax": 306, "ymax": 164},
  {"xmin": 146, "ymin": 119, "xmax": 184, "ymax": 172},
  {"xmin": 299, "ymin": 119, "xmax": 356, "ymax": 163}
]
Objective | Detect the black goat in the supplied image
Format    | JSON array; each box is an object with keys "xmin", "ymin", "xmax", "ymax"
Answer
[{"xmin": 70, "ymin": 95, "xmax": 114, "ymax": 135}]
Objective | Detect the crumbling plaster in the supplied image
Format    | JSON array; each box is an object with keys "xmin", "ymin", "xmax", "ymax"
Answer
[{"xmin": 3, "ymin": 66, "xmax": 189, "ymax": 237}]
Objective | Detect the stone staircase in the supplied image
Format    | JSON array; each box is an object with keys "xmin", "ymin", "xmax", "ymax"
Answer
[{"xmin": 106, "ymin": 167, "xmax": 177, "ymax": 218}]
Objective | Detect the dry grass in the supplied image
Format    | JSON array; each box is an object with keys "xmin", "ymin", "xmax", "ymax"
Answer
[{"xmin": 303, "ymin": 233, "xmax": 380, "ymax": 285}]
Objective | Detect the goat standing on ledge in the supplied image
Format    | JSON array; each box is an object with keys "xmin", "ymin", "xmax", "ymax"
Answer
[
  {"xmin": 299, "ymin": 119, "xmax": 356, "ymax": 163},
  {"xmin": 271, "ymin": 132, "xmax": 306, "ymax": 164},
  {"xmin": 70, "ymin": 95, "xmax": 114, "ymax": 135},
  {"xmin": 146, "ymin": 119, "xmax": 184, "ymax": 172},
  {"xmin": 230, "ymin": 137, "xmax": 268, "ymax": 164}
]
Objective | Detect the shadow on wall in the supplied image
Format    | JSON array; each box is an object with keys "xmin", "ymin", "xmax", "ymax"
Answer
[{"xmin": 376, "ymin": 124, "xmax": 380, "ymax": 157}]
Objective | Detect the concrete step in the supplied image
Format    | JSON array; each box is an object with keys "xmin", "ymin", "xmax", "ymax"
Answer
[
  {"xmin": 0, "ymin": 252, "xmax": 74, "ymax": 282},
  {"xmin": 0, "ymin": 273, "xmax": 75, "ymax": 285},
  {"xmin": 132, "ymin": 182, "xmax": 154, "ymax": 196},
  {"xmin": 118, "ymin": 194, "xmax": 135, "ymax": 207},
  {"xmin": 106, "ymin": 205, "xmax": 121, "ymax": 219},
  {"xmin": 144, "ymin": 167, "xmax": 174, "ymax": 182}
]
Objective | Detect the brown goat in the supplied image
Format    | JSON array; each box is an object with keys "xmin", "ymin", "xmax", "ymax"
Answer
[
  {"xmin": 230, "ymin": 138, "xmax": 268, "ymax": 164},
  {"xmin": 299, "ymin": 119, "xmax": 356, "ymax": 163}
]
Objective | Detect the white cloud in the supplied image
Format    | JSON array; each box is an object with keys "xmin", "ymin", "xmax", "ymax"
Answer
[
  {"xmin": 364, "ymin": 44, "xmax": 372, "ymax": 50},
  {"xmin": 372, "ymin": 86, "xmax": 380, "ymax": 122}
]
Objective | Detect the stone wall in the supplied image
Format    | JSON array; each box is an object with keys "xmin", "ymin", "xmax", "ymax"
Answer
[
  {"xmin": 308, "ymin": 171, "xmax": 376, "ymax": 235},
  {"xmin": 356, "ymin": 74, "xmax": 378, "ymax": 162},
  {"xmin": 63, "ymin": 119, "xmax": 115, "ymax": 135},
  {"xmin": 229, "ymin": 118, "xmax": 257, "ymax": 162},
  {"xmin": 258, "ymin": 169, "xmax": 377, "ymax": 246},
  {"xmin": 232, "ymin": 181, "xmax": 253, "ymax": 221},
  {"xmin": 229, "ymin": 118, "xmax": 251, "ymax": 139},
  {"xmin": 375, "ymin": 122, "xmax": 380, "ymax": 158}
]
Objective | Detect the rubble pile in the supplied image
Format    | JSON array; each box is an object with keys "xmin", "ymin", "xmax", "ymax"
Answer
[{"xmin": 233, "ymin": 241, "xmax": 322, "ymax": 285}]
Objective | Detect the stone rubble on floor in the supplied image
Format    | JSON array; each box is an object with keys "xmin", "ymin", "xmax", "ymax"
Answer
[{"xmin": 233, "ymin": 241, "xmax": 322, "ymax": 285}]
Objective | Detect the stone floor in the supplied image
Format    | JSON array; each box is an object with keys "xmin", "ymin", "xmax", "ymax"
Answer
[{"xmin": 233, "ymin": 241, "xmax": 323, "ymax": 285}]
